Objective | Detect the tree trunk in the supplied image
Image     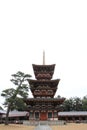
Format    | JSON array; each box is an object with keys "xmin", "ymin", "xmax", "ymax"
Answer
[{"xmin": 5, "ymin": 103, "xmax": 11, "ymax": 125}]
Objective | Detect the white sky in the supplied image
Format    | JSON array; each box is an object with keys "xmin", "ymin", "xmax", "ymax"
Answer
[{"xmin": 0, "ymin": 0, "xmax": 87, "ymax": 107}]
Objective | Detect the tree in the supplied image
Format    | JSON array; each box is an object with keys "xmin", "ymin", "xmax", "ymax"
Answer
[
  {"xmin": 10, "ymin": 97, "xmax": 28, "ymax": 111},
  {"xmin": 1, "ymin": 71, "xmax": 31, "ymax": 125},
  {"xmin": 82, "ymin": 95, "xmax": 87, "ymax": 111},
  {"xmin": 62, "ymin": 97, "xmax": 83, "ymax": 111},
  {"xmin": 62, "ymin": 98, "xmax": 74, "ymax": 111},
  {"xmin": 2, "ymin": 89, "xmax": 28, "ymax": 111},
  {"xmin": 0, "ymin": 106, "xmax": 3, "ymax": 110},
  {"xmin": 73, "ymin": 97, "xmax": 82, "ymax": 111}
]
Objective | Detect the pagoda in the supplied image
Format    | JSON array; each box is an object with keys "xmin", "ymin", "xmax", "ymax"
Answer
[{"xmin": 25, "ymin": 52, "xmax": 65, "ymax": 120}]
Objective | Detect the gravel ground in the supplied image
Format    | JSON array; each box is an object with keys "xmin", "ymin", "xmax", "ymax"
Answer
[{"xmin": 0, "ymin": 123, "xmax": 87, "ymax": 130}]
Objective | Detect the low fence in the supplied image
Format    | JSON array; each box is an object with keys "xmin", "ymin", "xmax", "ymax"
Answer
[{"xmin": 23, "ymin": 120, "xmax": 66, "ymax": 126}]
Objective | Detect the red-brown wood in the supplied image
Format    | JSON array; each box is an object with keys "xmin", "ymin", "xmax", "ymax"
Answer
[{"xmin": 40, "ymin": 112, "xmax": 47, "ymax": 120}]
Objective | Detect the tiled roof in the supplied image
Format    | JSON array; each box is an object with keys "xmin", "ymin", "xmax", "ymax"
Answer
[
  {"xmin": 2, "ymin": 111, "xmax": 87, "ymax": 118},
  {"xmin": 0, "ymin": 110, "xmax": 6, "ymax": 114},
  {"xmin": 2, "ymin": 110, "xmax": 29, "ymax": 117},
  {"xmin": 59, "ymin": 111, "xmax": 87, "ymax": 116}
]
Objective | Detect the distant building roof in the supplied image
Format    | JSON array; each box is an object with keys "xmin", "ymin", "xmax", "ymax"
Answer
[
  {"xmin": 2, "ymin": 110, "xmax": 29, "ymax": 118},
  {"xmin": 0, "ymin": 110, "xmax": 6, "ymax": 114},
  {"xmin": 2, "ymin": 111, "xmax": 87, "ymax": 118},
  {"xmin": 59, "ymin": 111, "xmax": 87, "ymax": 116}
]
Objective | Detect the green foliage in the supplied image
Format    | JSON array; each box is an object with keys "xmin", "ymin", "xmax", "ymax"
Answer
[
  {"xmin": 10, "ymin": 97, "xmax": 28, "ymax": 111},
  {"xmin": 1, "ymin": 71, "xmax": 32, "ymax": 108},
  {"xmin": 62, "ymin": 96, "xmax": 87, "ymax": 111},
  {"xmin": 73, "ymin": 97, "xmax": 82, "ymax": 111},
  {"xmin": 10, "ymin": 71, "xmax": 32, "ymax": 86},
  {"xmin": 0, "ymin": 106, "xmax": 3, "ymax": 110},
  {"xmin": 62, "ymin": 98, "xmax": 74, "ymax": 111},
  {"xmin": 82, "ymin": 95, "xmax": 87, "ymax": 111},
  {"xmin": 1, "ymin": 88, "xmax": 15, "ymax": 98},
  {"xmin": 1, "ymin": 71, "xmax": 32, "ymax": 125}
]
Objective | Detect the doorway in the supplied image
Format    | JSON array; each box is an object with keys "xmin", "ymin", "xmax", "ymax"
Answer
[{"xmin": 40, "ymin": 112, "xmax": 47, "ymax": 120}]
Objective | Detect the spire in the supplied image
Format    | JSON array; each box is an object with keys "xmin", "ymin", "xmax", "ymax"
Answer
[{"xmin": 43, "ymin": 50, "xmax": 45, "ymax": 65}]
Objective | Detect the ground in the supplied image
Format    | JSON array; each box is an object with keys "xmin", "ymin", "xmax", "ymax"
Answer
[{"xmin": 0, "ymin": 123, "xmax": 87, "ymax": 130}]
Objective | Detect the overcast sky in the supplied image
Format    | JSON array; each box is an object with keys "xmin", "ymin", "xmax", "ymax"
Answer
[{"xmin": 0, "ymin": 0, "xmax": 87, "ymax": 107}]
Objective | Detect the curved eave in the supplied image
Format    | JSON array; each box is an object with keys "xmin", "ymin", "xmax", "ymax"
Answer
[
  {"xmin": 24, "ymin": 98, "xmax": 65, "ymax": 104},
  {"xmin": 32, "ymin": 64, "xmax": 55, "ymax": 67},
  {"xmin": 32, "ymin": 64, "xmax": 55, "ymax": 72},
  {"xmin": 30, "ymin": 87, "xmax": 57, "ymax": 90},
  {"xmin": 28, "ymin": 79, "xmax": 60, "ymax": 82},
  {"xmin": 28, "ymin": 79, "xmax": 60, "ymax": 84},
  {"xmin": 33, "ymin": 94, "xmax": 55, "ymax": 98},
  {"xmin": 28, "ymin": 79, "xmax": 60, "ymax": 89}
]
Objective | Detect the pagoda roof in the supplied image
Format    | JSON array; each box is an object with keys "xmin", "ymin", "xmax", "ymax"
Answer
[
  {"xmin": 24, "ymin": 97, "xmax": 65, "ymax": 104},
  {"xmin": 28, "ymin": 79, "xmax": 60, "ymax": 88},
  {"xmin": 24, "ymin": 98, "xmax": 65, "ymax": 111},
  {"xmin": 30, "ymin": 85, "xmax": 57, "ymax": 90},
  {"xmin": 32, "ymin": 64, "xmax": 55, "ymax": 80},
  {"xmin": 31, "ymin": 88, "xmax": 57, "ymax": 98},
  {"xmin": 32, "ymin": 64, "xmax": 55, "ymax": 67},
  {"xmin": 32, "ymin": 64, "xmax": 55, "ymax": 73}
]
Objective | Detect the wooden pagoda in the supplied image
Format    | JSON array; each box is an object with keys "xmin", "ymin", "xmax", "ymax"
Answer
[{"xmin": 25, "ymin": 52, "xmax": 65, "ymax": 120}]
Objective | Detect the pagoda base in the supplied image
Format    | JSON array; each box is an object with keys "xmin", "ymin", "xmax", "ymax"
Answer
[{"xmin": 29, "ymin": 111, "xmax": 58, "ymax": 121}]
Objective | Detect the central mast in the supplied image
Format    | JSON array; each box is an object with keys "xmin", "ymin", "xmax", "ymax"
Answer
[{"xmin": 43, "ymin": 50, "xmax": 45, "ymax": 65}]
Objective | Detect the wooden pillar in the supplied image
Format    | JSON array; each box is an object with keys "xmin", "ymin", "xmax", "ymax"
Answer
[
  {"xmin": 52, "ymin": 110, "xmax": 54, "ymax": 120},
  {"xmin": 79, "ymin": 116, "xmax": 82, "ymax": 121},
  {"xmin": 65, "ymin": 117, "xmax": 68, "ymax": 122},
  {"xmin": 33, "ymin": 111, "xmax": 35, "ymax": 120},
  {"xmin": 57, "ymin": 111, "xmax": 58, "ymax": 120},
  {"xmin": 72, "ymin": 117, "xmax": 75, "ymax": 122}
]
